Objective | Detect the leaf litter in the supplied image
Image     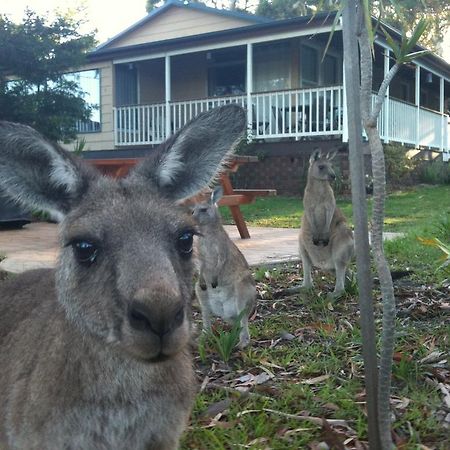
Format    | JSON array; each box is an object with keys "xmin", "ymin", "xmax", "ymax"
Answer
[{"xmin": 185, "ymin": 263, "xmax": 449, "ymax": 449}]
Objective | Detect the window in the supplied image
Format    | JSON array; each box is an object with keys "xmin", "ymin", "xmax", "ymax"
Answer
[
  {"xmin": 323, "ymin": 54, "xmax": 338, "ymax": 85},
  {"xmin": 300, "ymin": 45, "xmax": 339, "ymax": 88},
  {"xmin": 300, "ymin": 45, "xmax": 319, "ymax": 88},
  {"xmin": 115, "ymin": 64, "xmax": 138, "ymax": 106},
  {"xmin": 207, "ymin": 47, "xmax": 246, "ymax": 96},
  {"xmin": 254, "ymin": 43, "xmax": 290, "ymax": 92},
  {"xmin": 66, "ymin": 69, "xmax": 101, "ymax": 133}
]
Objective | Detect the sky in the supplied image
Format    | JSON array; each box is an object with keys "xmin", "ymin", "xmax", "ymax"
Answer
[{"xmin": 2, "ymin": 0, "xmax": 149, "ymax": 44}]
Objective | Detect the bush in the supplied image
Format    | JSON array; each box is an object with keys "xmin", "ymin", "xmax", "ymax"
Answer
[
  {"xmin": 384, "ymin": 144, "xmax": 415, "ymax": 187},
  {"xmin": 416, "ymin": 159, "xmax": 450, "ymax": 185}
]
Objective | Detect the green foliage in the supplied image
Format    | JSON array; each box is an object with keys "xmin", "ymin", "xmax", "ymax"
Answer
[
  {"xmin": 182, "ymin": 260, "xmax": 449, "ymax": 448},
  {"xmin": 146, "ymin": 0, "xmax": 165, "ymax": 13},
  {"xmin": 203, "ymin": 313, "xmax": 245, "ymax": 364},
  {"xmin": 416, "ymin": 159, "xmax": 450, "ymax": 185},
  {"xmin": 0, "ymin": 9, "xmax": 96, "ymax": 142},
  {"xmin": 73, "ymin": 137, "xmax": 88, "ymax": 154},
  {"xmin": 256, "ymin": 0, "xmax": 337, "ymax": 18},
  {"xmin": 381, "ymin": 17, "xmax": 430, "ymax": 63},
  {"xmin": 375, "ymin": 0, "xmax": 450, "ymax": 54},
  {"xmin": 383, "ymin": 144, "xmax": 415, "ymax": 186}
]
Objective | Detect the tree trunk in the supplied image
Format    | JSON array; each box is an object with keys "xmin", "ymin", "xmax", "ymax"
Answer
[
  {"xmin": 342, "ymin": 1, "xmax": 381, "ymax": 448},
  {"xmin": 357, "ymin": 4, "xmax": 396, "ymax": 449}
]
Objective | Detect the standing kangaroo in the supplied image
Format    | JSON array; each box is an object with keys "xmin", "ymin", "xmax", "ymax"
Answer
[
  {"xmin": 299, "ymin": 149, "xmax": 354, "ymax": 296},
  {"xmin": 192, "ymin": 187, "xmax": 256, "ymax": 348},
  {"xmin": 0, "ymin": 105, "xmax": 246, "ymax": 450}
]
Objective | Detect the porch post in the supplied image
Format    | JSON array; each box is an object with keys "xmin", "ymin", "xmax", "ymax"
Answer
[
  {"xmin": 342, "ymin": 65, "xmax": 348, "ymax": 142},
  {"xmin": 246, "ymin": 43, "xmax": 253, "ymax": 141},
  {"xmin": 384, "ymin": 48, "xmax": 390, "ymax": 143},
  {"xmin": 439, "ymin": 76, "xmax": 444, "ymax": 152},
  {"xmin": 165, "ymin": 55, "xmax": 171, "ymax": 138},
  {"xmin": 415, "ymin": 65, "xmax": 420, "ymax": 148}
]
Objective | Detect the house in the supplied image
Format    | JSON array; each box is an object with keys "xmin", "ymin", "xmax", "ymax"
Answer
[{"xmin": 74, "ymin": 0, "xmax": 450, "ymax": 192}]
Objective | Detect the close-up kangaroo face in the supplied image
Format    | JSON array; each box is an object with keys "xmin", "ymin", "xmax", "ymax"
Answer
[{"xmin": 57, "ymin": 179, "xmax": 198, "ymax": 362}]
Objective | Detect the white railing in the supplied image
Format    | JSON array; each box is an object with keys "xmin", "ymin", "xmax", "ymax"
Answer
[
  {"xmin": 375, "ymin": 95, "xmax": 448, "ymax": 152},
  {"xmin": 76, "ymin": 119, "xmax": 100, "ymax": 133},
  {"xmin": 251, "ymin": 86, "xmax": 344, "ymax": 139},
  {"xmin": 114, "ymin": 103, "xmax": 166, "ymax": 145},
  {"xmin": 170, "ymin": 95, "xmax": 246, "ymax": 134},
  {"xmin": 113, "ymin": 87, "xmax": 448, "ymax": 155},
  {"xmin": 377, "ymin": 96, "xmax": 417, "ymax": 146},
  {"xmin": 114, "ymin": 87, "xmax": 344, "ymax": 146}
]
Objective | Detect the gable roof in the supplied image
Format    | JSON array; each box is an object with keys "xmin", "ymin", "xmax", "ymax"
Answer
[
  {"xmin": 95, "ymin": 0, "xmax": 270, "ymax": 52},
  {"xmin": 88, "ymin": 5, "xmax": 449, "ymax": 79}
]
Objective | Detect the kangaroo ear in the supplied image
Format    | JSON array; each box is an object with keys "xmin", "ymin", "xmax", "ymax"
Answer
[
  {"xmin": 211, "ymin": 186, "xmax": 224, "ymax": 205},
  {"xmin": 128, "ymin": 104, "xmax": 246, "ymax": 201},
  {"xmin": 0, "ymin": 121, "xmax": 97, "ymax": 222},
  {"xmin": 310, "ymin": 149, "xmax": 321, "ymax": 164},
  {"xmin": 327, "ymin": 150, "xmax": 338, "ymax": 160}
]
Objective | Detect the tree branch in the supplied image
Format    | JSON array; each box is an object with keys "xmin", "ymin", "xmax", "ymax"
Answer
[{"xmin": 370, "ymin": 63, "xmax": 400, "ymax": 124}]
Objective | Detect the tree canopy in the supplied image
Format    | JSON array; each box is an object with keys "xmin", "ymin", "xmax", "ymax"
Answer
[{"xmin": 0, "ymin": 9, "xmax": 96, "ymax": 142}]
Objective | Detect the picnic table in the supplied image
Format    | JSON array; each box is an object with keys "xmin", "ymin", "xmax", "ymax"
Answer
[{"xmin": 87, "ymin": 155, "xmax": 276, "ymax": 239}]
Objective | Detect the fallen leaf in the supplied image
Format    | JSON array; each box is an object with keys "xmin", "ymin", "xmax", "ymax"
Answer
[
  {"xmin": 200, "ymin": 399, "xmax": 232, "ymax": 420},
  {"xmin": 321, "ymin": 418, "xmax": 346, "ymax": 450},
  {"xmin": 302, "ymin": 374, "xmax": 331, "ymax": 385}
]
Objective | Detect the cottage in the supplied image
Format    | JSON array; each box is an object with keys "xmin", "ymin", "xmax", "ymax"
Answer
[{"xmin": 72, "ymin": 0, "xmax": 450, "ymax": 191}]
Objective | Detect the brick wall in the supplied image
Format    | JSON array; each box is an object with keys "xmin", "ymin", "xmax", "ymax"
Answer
[{"xmin": 230, "ymin": 140, "xmax": 355, "ymax": 195}]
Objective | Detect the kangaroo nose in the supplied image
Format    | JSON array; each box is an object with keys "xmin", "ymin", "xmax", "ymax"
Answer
[
  {"xmin": 329, "ymin": 172, "xmax": 336, "ymax": 181},
  {"xmin": 128, "ymin": 302, "xmax": 185, "ymax": 337}
]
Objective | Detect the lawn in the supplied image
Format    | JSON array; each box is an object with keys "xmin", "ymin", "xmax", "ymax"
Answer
[
  {"xmin": 219, "ymin": 184, "xmax": 450, "ymax": 233},
  {"xmin": 182, "ymin": 184, "xmax": 450, "ymax": 449},
  {"xmin": 1, "ymin": 185, "xmax": 449, "ymax": 449}
]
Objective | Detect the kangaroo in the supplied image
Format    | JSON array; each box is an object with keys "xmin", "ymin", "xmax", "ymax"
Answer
[
  {"xmin": 0, "ymin": 105, "xmax": 246, "ymax": 450},
  {"xmin": 192, "ymin": 187, "xmax": 256, "ymax": 348},
  {"xmin": 299, "ymin": 149, "xmax": 354, "ymax": 296}
]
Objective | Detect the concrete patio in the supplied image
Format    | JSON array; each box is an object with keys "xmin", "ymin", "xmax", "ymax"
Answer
[
  {"xmin": 0, "ymin": 222, "xmax": 301, "ymax": 273},
  {"xmin": 0, "ymin": 222, "xmax": 405, "ymax": 274}
]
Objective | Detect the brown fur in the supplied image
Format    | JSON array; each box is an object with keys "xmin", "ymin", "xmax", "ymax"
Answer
[
  {"xmin": 192, "ymin": 188, "xmax": 256, "ymax": 348},
  {"xmin": 0, "ymin": 105, "xmax": 246, "ymax": 449},
  {"xmin": 299, "ymin": 150, "xmax": 354, "ymax": 296}
]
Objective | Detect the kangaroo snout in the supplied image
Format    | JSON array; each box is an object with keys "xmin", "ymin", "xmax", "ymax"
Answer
[
  {"xmin": 128, "ymin": 301, "xmax": 185, "ymax": 337},
  {"xmin": 123, "ymin": 283, "xmax": 190, "ymax": 361}
]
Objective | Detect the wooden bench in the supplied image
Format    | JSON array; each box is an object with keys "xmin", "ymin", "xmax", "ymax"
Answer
[{"xmin": 86, "ymin": 156, "xmax": 276, "ymax": 239}]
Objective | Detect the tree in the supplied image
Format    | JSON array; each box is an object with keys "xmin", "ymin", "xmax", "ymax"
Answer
[
  {"xmin": 341, "ymin": 1, "xmax": 428, "ymax": 448},
  {"xmin": 371, "ymin": 0, "xmax": 449, "ymax": 55},
  {"xmin": 255, "ymin": 0, "xmax": 447, "ymax": 54},
  {"xmin": 0, "ymin": 9, "xmax": 96, "ymax": 142}
]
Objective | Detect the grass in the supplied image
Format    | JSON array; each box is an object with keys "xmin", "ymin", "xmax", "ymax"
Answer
[
  {"xmin": 183, "ymin": 184, "xmax": 450, "ymax": 449},
  {"xmin": 183, "ymin": 264, "xmax": 449, "ymax": 449},
  {"xmin": 1, "ymin": 184, "xmax": 448, "ymax": 448},
  {"xmin": 220, "ymin": 184, "xmax": 450, "ymax": 233}
]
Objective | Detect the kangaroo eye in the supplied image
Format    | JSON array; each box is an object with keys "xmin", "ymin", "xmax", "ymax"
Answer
[
  {"xmin": 177, "ymin": 231, "xmax": 194, "ymax": 258},
  {"xmin": 318, "ymin": 165, "xmax": 325, "ymax": 170},
  {"xmin": 72, "ymin": 241, "xmax": 98, "ymax": 266}
]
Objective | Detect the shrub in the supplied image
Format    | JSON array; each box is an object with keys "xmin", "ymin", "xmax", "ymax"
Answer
[
  {"xmin": 416, "ymin": 159, "xmax": 450, "ymax": 185},
  {"xmin": 384, "ymin": 144, "xmax": 415, "ymax": 187}
]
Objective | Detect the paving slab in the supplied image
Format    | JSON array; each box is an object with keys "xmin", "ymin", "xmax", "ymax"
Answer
[{"xmin": 0, "ymin": 222, "xmax": 404, "ymax": 274}]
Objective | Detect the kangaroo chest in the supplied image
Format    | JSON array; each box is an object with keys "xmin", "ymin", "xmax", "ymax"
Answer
[{"xmin": 204, "ymin": 285, "xmax": 238, "ymax": 322}]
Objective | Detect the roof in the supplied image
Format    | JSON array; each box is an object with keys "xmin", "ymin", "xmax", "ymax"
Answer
[
  {"xmin": 94, "ymin": 0, "xmax": 270, "ymax": 52},
  {"xmin": 88, "ymin": 5, "xmax": 450, "ymax": 79},
  {"xmin": 89, "ymin": 11, "xmax": 335, "ymax": 59}
]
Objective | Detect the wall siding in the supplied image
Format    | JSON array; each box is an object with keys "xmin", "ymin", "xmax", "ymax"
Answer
[{"xmin": 106, "ymin": 8, "xmax": 254, "ymax": 49}]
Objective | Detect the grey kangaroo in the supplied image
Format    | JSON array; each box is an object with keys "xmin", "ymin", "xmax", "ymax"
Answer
[
  {"xmin": 0, "ymin": 104, "xmax": 246, "ymax": 450},
  {"xmin": 192, "ymin": 187, "xmax": 256, "ymax": 348},
  {"xmin": 299, "ymin": 149, "xmax": 354, "ymax": 296}
]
